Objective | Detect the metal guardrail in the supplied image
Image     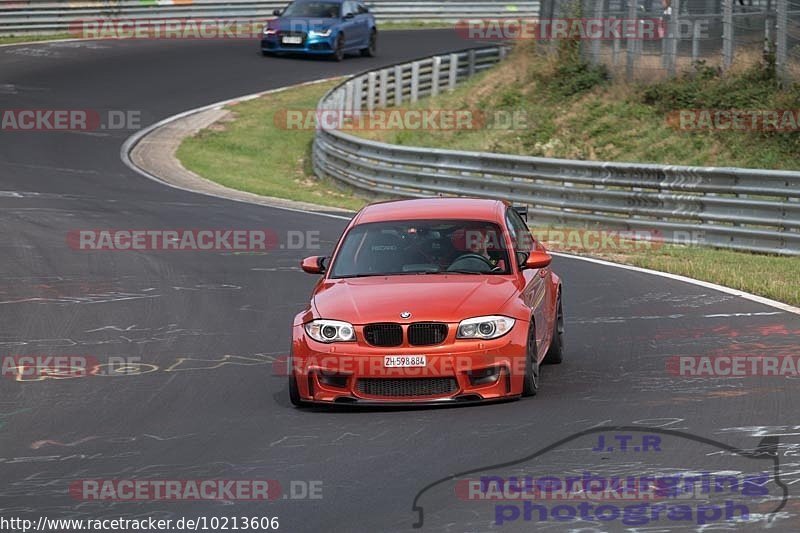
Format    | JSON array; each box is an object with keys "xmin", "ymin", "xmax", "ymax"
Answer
[
  {"xmin": 312, "ymin": 46, "xmax": 800, "ymax": 255},
  {"xmin": 0, "ymin": 1, "xmax": 539, "ymax": 35}
]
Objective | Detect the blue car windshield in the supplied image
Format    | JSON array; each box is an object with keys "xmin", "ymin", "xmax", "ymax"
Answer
[{"xmin": 282, "ymin": 1, "xmax": 341, "ymax": 18}]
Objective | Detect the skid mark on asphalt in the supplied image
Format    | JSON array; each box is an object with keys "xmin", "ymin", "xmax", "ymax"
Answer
[
  {"xmin": 3, "ymin": 353, "xmax": 278, "ymax": 382},
  {"xmin": 30, "ymin": 432, "xmax": 196, "ymax": 450},
  {"xmin": 617, "ymin": 291, "xmax": 737, "ymax": 308},
  {"xmin": 30, "ymin": 436, "xmax": 99, "ymax": 450},
  {"xmin": 269, "ymin": 436, "xmax": 318, "ymax": 448},
  {"xmin": 0, "ymin": 281, "xmax": 247, "ymax": 307},
  {"xmin": 568, "ymin": 310, "xmax": 784, "ymax": 324},
  {"xmin": 0, "ymin": 292, "xmax": 162, "ymax": 305}
]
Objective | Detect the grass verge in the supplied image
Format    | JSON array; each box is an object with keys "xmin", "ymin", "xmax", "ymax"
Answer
[
  {"xmin": 0, "ymin": 33, "xmax": 74, "ymax": 45},
  {"xmin": 176, "ymin": 80, "xmax": 367, "ymax": 211}
]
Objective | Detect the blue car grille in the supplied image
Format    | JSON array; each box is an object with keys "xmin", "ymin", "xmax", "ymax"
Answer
[{"xmin": 277, "ymin": 31, "xmax": 306, "ymax": 47}]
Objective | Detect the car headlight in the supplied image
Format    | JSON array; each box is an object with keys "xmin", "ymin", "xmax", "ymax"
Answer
[
  {"xmin": 456, "ymin": 316, "xmax": 515, "ymax": 339},
  {"xmin": 264, "ymin": 27, "xmax": 277, "ymax": 35},
  {"xmin": 304, "ymin": 319, "xmax": 355, "ymax": 343},
  {"xmin": 308, "ymin": 29, "xmax": 332, "ymax": 37}
]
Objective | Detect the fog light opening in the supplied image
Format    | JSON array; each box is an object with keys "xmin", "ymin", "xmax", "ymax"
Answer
[
  {"xmin": 317, "ymin": 371, "xmax": 350, "ymax": 389},
  {"xmin": 468, "ymin": 366, "xmax": 502, "ymax": 386}
]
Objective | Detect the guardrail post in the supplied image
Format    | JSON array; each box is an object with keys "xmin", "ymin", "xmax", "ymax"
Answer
[
  {"xmin": 467, "ymin": 49, "xmax": 476, "ymax": 77},
  {"xmin": 666, "ymin": 0, "xmax": 680, "ymax": 77},
  {"xmin": 590, "ymin": 0, "xmax": 603, "ymax": 66},
  {"xmin": 431, "ymin": 56, "xmax": 441, "ymax": 96},
  {"xmin": 612, "ymin": 21, "xmax": 621, "ymax": 66},
  {"xmin": 722, "ymin": 0, "xmax": 733, "ymax": 71},
  {"xmin": 352, "ymin": 78, "xmax": 363, "ymax": 115},
  {"xmin": 394, "ymin": 65, "xmax": 403, "ymax": 106},
  {"xmin": 378, "ymin": 69, "xmax": 388, "ymax": 108},
  {"xmin": 367, "ymin": 72, "xmax": 376, "ymax": 112},
  {"xmin": 344, "ymin": 81, "xmax": 354, "ymax": 118},
  {"xmin": 625, "ymin": 0, "xmax": 639, "ymax": 80},
  {"xmin": 776, "ymin": 0, "xmax": 788, "ymax": 85},
  {"xmin": 448, "ymin": 53, "xmax": 459, "ymax": 90},
  {"xmin": 691, "ymin": 20, "xmax": 701, "ymax": 63},
  {"xmin": 411, "ymin": 61, "xmax": 420, "ymax": 103}
]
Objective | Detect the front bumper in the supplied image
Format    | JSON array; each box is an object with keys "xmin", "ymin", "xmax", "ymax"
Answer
[
  {"xmin": 261, "ymin": 35, "xmax": 335, "ymax": 55},
  {"xmin": 290, "ymin": 322, "xmax": 529, "ymax": 404}
]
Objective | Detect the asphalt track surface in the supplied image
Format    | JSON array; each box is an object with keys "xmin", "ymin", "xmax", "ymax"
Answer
[{"xmin": 0, "ymin": 31, "xmax": 798, "ymax": 532}]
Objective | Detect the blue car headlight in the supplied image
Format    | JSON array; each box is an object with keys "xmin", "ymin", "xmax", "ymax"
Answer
[{"xmin": 308, "ymin": 29, "xmax": 332, "ymax": 38}]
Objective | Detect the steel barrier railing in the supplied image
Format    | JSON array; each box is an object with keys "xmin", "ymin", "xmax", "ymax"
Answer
[{"xmin": 312, "ymin": 46, "xmax": 800, "ymax": 255}]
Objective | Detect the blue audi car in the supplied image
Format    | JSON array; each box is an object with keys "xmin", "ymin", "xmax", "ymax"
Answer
[{"xmin": 262, "ymin": 0, "xmax": 377, "ymax": 60}]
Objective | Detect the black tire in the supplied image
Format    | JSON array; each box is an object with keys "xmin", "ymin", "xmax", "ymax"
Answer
[
  {"xmin": 333, "ymin": 35, "xmax": 345, "ymax": 61},
  {"xmin": 288, "ymin": 373, "xmax": 307, "ymax": 407},
  {"xmin": 361, "ymin": 30, "xmax": 376, "ymax": 57},
  {"xmin": 288, "ymin": 353, "xmax": 307, "ymax": 407},
  {"xmin": 522, "ymin": 321, "xmax": 539, "ymax": 397},
  {"xmin": 261, "ymin": 50, "xmax": 272, "ymax": 57},
  {"xmin": 543, "ymin": 291, "xmax": 564, "ymax": 365}
]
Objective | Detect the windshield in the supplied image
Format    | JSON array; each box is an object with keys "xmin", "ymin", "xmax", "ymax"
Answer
[
  {"xmin": 281, "ymin": 1, "xmax": 341, "ymax": 18},
  {"xmin": 329, "ymin": 220, "xmax": 512, "ymax": 278}
]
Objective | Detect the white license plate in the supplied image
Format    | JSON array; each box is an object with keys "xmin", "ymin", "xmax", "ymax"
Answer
[
  {"xmin": 384, "ymin": 355, "xmax": 426, "ymax": 368},
  {"xmin": 282, "ymin": 36, "xmax": 303, "ymax": 44}
]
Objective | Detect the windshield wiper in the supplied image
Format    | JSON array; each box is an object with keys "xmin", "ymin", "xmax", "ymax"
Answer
[{"xmin": 443, "ymin": 269, "xmax": 483, "ymax": 275}]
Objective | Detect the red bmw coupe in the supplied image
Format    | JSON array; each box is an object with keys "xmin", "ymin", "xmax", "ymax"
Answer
[{"xmin": 289, "ymin": 198, "xmax": 564, "ymax": 406}]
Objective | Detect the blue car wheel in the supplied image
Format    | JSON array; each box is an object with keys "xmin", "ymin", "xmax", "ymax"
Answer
[
  {"xmin": 333, "ymin": 34, "xmax": 345, "ymax": 61},
  {"xmin": 360, "ymin": 29, "xmax": 376, "ymax": 57}
]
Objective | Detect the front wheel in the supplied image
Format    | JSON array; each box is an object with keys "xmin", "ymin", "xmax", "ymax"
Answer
[
  {"xmin": 361, "ymin": 30, "xmax": 376, "ymax": 57},
  {"xmin": 543, "ymin": 292, "xmax": 564, "ymax": 365},
  {"xmin": 522, "ymin": 322, "xmax": 539, "ymax": 397},
  {"xmin": 333, "ymin": 34, "xmax": 345, "ymax": 61},
  {"xmin": 288, "ymin": 374, "xmax": 307, "ymax": 407}
]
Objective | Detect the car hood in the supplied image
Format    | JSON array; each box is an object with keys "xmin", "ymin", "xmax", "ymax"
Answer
[
  {"xmin": 269, "ymin": 17, "xmax": 338, "ymax": 32},
  {"xmin": 312, "ymin": 276, "xmax": 520, "ymax": 324}
]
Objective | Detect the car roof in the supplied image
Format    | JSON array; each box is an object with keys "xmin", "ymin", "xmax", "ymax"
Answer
[{"xmin": 353, "ymin": 198, "xmax": 507, "ymax": 225}]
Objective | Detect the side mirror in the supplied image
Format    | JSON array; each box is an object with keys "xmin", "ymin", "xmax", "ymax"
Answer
[
  {"xmin": 272, "ymin": 9, "xmax": 282, "ymax": 16},
  {"xmin": 301, "ymin": 256, "xmax": 327, "ymax": 274},
  {"xmin": 522, "ymin": 250, "xmax": 552, "ymax": 270},
  {"xmin": 343, "ymin": 12, "xmax": 355, "ymax": 19}
]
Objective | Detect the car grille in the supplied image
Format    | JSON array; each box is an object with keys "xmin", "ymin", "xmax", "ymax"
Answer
[
  {"xmin": 408, "ymin": 322, "xmax": 448, "ymax": 346},
  {"xmin": 357, "ymin": 378, "xmax": 458, "ymax": 398},
  {"xmin": 278, "ymin": 31, "xmax": 306, "ymax": 47},
  {"xmin": 363, "ymin": 323, "xmax": 403, "ymax": 347}
]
